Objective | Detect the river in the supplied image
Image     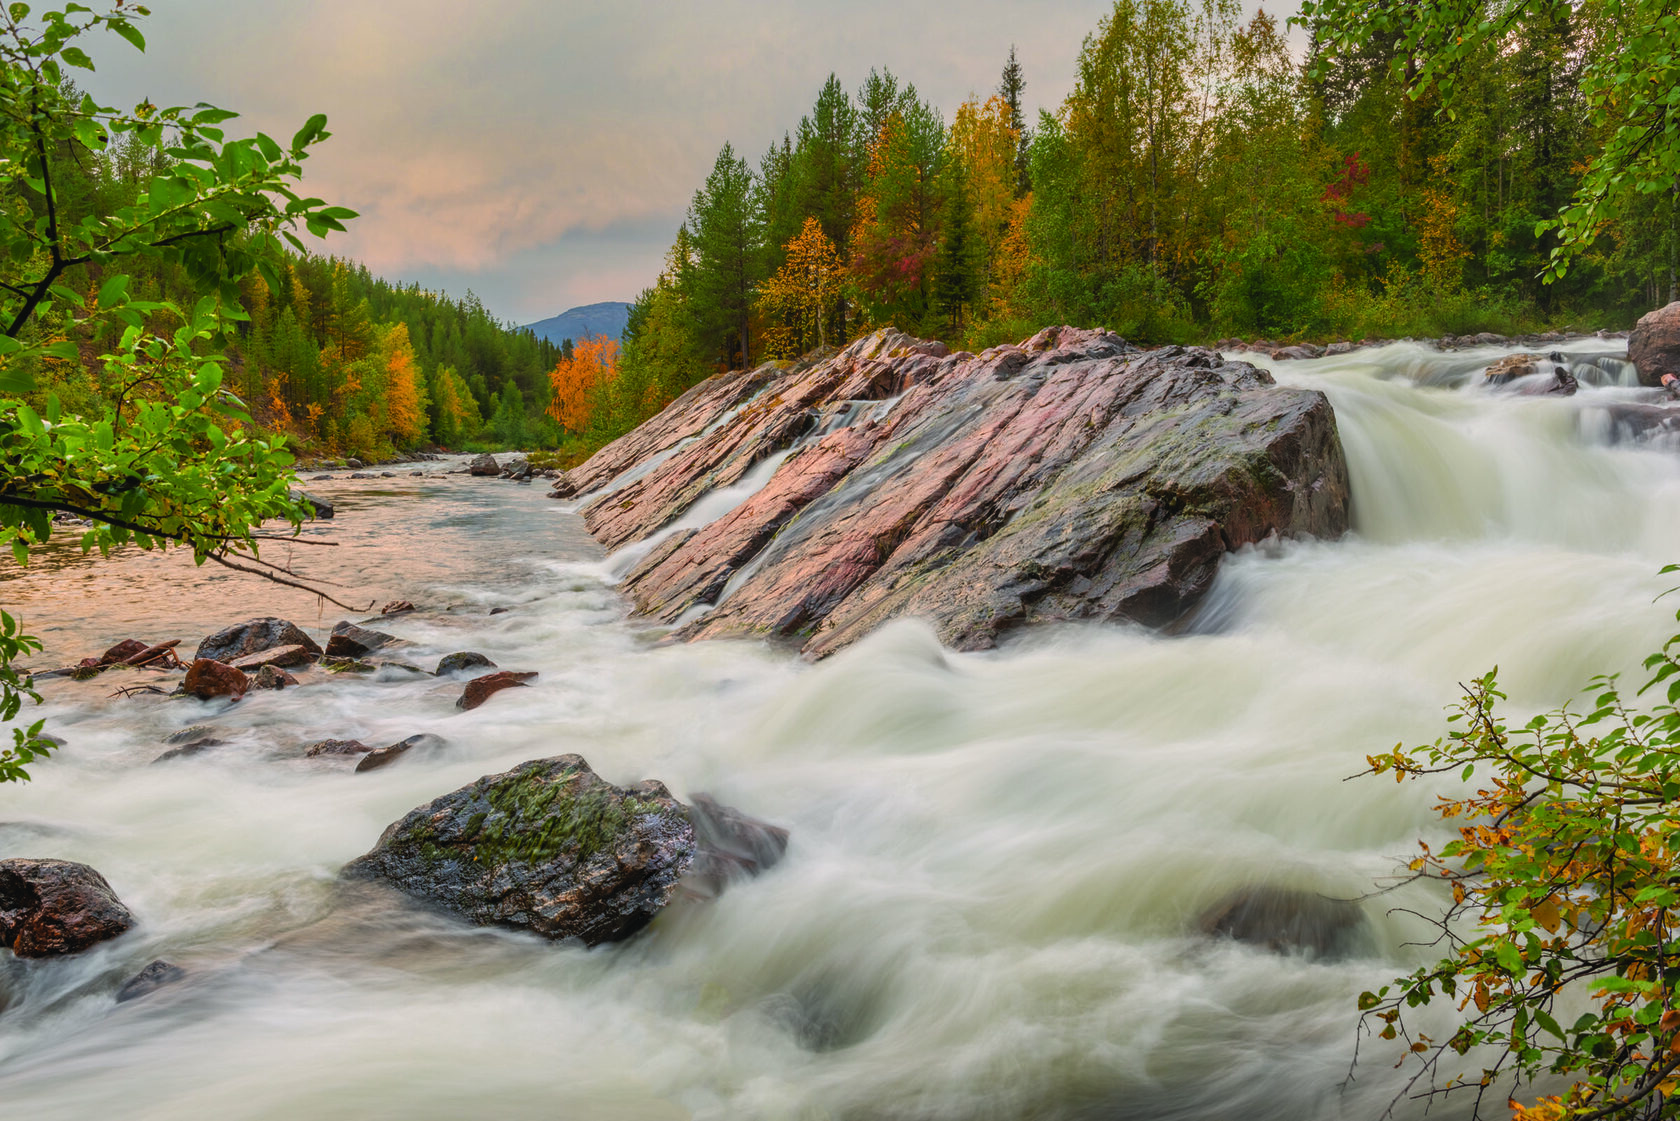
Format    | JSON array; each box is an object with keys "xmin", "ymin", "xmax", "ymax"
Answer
[{"xmin": 0, "ymin": 338, "xmax": 1670, "ymax": 1120}]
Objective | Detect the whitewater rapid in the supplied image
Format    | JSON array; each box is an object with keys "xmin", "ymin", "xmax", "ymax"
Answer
[{"xmin": 0, "ymin": 338, "xmax": 1671, "ymax": 1120}]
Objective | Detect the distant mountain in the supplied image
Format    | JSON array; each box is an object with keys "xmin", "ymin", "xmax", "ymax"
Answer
[{"xmin": 524, "ymin": 301, "xmax": 632, "ymax": 345}]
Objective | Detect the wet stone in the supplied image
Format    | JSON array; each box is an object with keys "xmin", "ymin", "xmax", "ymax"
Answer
[
  {"xmin": 456, "ymin": 671, "xmax": 537, "ymax": 711},
  {"xmin": 115, "ymin": 959, "xmax": 185, "ymax": 1003},
  {"xmin": 304, "ymin": 739, "xmax": 374, "ymax": 758},
  {"xmin": 0, "ymin": 858, "xmax": 135, "ymax": 958},
  {"xmin": 151, "ymin": 738, "xmax": 227, "ymax": 764},
  {"xmin": 435, "ymin": 651, "xmax": 496, "ymax": 676}
]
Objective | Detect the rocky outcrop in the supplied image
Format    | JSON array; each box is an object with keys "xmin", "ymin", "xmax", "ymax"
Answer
[
  {"xmin": 196, "ymin": 618, "xmax": 322, "ymax": 664},
  {"xmin": 0, "ymin": 858, "xmax": 135, "ymax": 958},
  {"xmin": 1631, "ymin": 302, "xmax": 1680, "ymax": 386},
  {"xmin": 557, "ymin": 327, "xmax": 1349, "ymax": 657},
  {"xmin": 342, "ymin": 756, "xmax": 706, "ymax": 945},
  {"xmin": 1484, "ymin": 351, "xmax": 1577, "ymax": 395},
  {"xmin": 116, "ymin": 959, "xmax": 185, "ymax": 1003}
]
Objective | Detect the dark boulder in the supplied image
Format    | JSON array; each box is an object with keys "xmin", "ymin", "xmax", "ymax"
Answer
[
  {"xmin": 196, "ymin": 618, "xmax": 322, "ymax": 664},
  {"xmin": 435, "ymin": 651, "xmax": 496, "ymax": 675},
  {"xmin": 345, "ymin": 458, "xmax": 364, "ymax": 470},
  {"xmin": 456, "ymin": 670, "xmax": 536, "ymax": 710},
  {"xmin": 165, "ymin": 724, "xmax": 217, "ymax": 745},
  {"xmin": 469, "ymin": 453, "xmax": 500, "ymax": 477},
  {"xmin": 342, "ymin": 755, "xmax": 780, "ymax": 945},
  {"xmin": 1196, "ymin": 885, "xmax": 1366, "ymax": 959},
  {"xmin": 1630, "ymin": 302, "xmax": 1680, "ymax": 386},
  {"xmin": 0, "ymin": 858, "xmax": 135, "ymax": 958},
  {"xmin": 115, "ymin": 959, "xmax": 185, "ymax": 1003},
  {"xmin": 341, "ymin": 755, "xmax": 694, "ymax": 945},
  {"xmin": 182, "ymin": 659, "xmax": 249, "ymax": 701},
  {"xmin": 324, "ymin": 621, "xmax": 398, "ymax": 659}
]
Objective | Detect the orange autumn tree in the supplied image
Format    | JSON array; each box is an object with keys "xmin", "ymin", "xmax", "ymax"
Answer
[
  {"xmin": 947, "ymin": 95, "xmax": 1019, "ymax": 304},
  {"xmin": 382, "ymin": 322, "xmax": 428, "ymax": 446},
  {"xmin": 758, "ymin": 216, "xmax": 845, "ymax": 358},
  {"xmin": 547, "ymin": 336, "xmax": 619, "ymax": 435}
]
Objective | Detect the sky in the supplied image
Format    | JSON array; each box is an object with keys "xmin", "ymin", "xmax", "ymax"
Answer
[{"xmin": 80, "ymin": 1, "xmax": 1143, "ymax": 326}]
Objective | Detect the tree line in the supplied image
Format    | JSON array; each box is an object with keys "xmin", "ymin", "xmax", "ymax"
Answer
[{"xmin": 551, "ymin": 0, "xmax": 1676, "ymax": 459}]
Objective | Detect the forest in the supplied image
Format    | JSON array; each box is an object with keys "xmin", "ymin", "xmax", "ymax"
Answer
[{"xmin": 551, "ymin": 0, "xmax": 1678, "ymax": 459}]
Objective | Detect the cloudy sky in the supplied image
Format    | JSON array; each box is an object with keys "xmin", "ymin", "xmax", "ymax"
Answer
[{"xmin": 79, "ymin": 1, "xmax": 1152, "ymax": 326}]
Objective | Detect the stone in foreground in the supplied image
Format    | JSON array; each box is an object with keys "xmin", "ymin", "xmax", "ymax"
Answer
[
  {"xmin": 563, "ymin": 327, "xmax": 1349, "ymax": 657},
  {"xmin": 436, "ymin": 651, "xmax": 496, "ymax": 675},
  {"xmin": 341, "ymin": 755, "xmax": 697, "ymax": 945},
  {"xmin": 324, "ymin": 621, "xmax": 398, "ymax": 659},
  {"xmin": 457, "ymin": 670, "xmax": 536, "ymax": 710},
  {"xmin": 0, "ymin": 858, "xmax": 135, "ymax": 958},
  {"xmin": 182, "ymin": 659, "xmax": 249, "ymax": 700},
  {"xmin": 196, "ymin": 618, "xmax": 322, "ymax": 664},
  {"xmin": 1630, "ymin": 301, "xmax": 1680, "ymax": 386}
]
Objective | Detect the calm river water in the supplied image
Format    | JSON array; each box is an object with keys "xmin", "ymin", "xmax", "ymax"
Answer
[{"xmin": 0, "ymin": 339, "xmax": 1673, "ymax": 1120}]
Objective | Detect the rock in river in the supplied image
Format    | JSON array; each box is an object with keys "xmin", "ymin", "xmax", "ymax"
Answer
[
  {"xmin": 342, "ymin": 755, "xmax": 702, "ymax": 945},
  {"xmin": 196, "ymin": 618, "xmax": 322, "ymax": 664},
  {"xmin": 558, "ymin": 327, "xmax": 1349, "ymax": 657},
  {"xmin": 436, "ymin": 651, "xmax": 496, "ymax": 675},
  {"xmin": 182, "ymin": 659, "xmax": 249, "ymax": 700},
  {"xmin": 1197, "ymin": 885, "xmax": 1366, "ymax": 959},
  {"xmin": 0, "ymin": 858, "xmax": 135, "ymax": 958},
  {"xmin": 456, "ymin": 670, "xmax": 536, "ymax": 710},
  {"xmin": 469, "ymin": 453, "xmax": 501, "ymax": 477},
  {"xmin": 1630, "ymin": 301, "xmax": 1680, "ymax": 387},
  {"xmin": 324, "ymin": 620, "xmax": 399, "ymax": 659}
]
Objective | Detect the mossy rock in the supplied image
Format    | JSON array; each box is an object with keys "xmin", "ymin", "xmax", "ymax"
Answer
[{"xmin": 340, "ymin": 755, "xmax": 697, "ymax": 946}]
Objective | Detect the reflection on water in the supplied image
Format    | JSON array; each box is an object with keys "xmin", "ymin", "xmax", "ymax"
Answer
[{"xmin": 0, "ymin": 344, "xmax": 1676, "ymax": 1120}]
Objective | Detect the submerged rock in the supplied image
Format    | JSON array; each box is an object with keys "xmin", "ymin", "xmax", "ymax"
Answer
[
  {"xmin": 196, "ymin": 618, "xmax": 322, "ymax": 664},
  {"xmin": 1196, "ymin": 885, "xmax": 1366, "ymax": 959},
  {"xmin": 304, "ymin": 738, "xmax": 374, "ymax": 758},
  {"xmin": 99, "ymin": 639, "xmax": 150, "ymax": 665},
  {"xmin": 354, "ymin": 734, "xmax": 442, "ymax": 773},
  {"xmin": 560, "ymin": 327, "xmax": 1348, "ymax": 657},
  {"xmin": 251, "ymin": 665, "xmax": 298, "ymax": 690},
  {"xmin": 456, "ymin": 670, "xmax": 536, "ymax": 710},
  {"xmin": 1630, "ymin": 301, "xmax": 1680, "ymax": 386},
  {"xmin": 436, "ymin": 651, "xmax": 496, "ymax": 675},
  {"xmin": 341, "ymin": 755, "xmax": 693, "ymax": 945},
  {"xmin": 230, "ymin": 644, "xmax": 313, "ymax": 671},
  {"xmin": 115, "ymin": 959, "xmax": 185, "ymax": 1003},
  {"xmin": 151, "ymin": 738, "xmax": 227, "ymax": 764},
  {"xmin": 0, "ymin": 858, "xmax": 135, "ymax": 958}
]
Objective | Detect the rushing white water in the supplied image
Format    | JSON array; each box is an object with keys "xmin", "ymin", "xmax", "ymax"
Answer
[{"xmin": 1, "ymin": 339, "xmax": 1676, "ymax": 1120}]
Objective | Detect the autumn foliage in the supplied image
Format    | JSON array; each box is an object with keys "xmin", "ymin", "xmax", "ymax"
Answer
[{"xmin": 547, "ymin": 335, "xmax": 619, "ymax": 434}]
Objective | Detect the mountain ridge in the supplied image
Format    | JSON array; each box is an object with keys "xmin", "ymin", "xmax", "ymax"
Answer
[{"xmin": 525, "ymin": 301, "xmax": 631, "ymax": 345}]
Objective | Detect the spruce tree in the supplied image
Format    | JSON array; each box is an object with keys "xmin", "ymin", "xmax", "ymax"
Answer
[{"xmin": 999, "ymin": 46, "xmax": 1031, "ymax": 196}]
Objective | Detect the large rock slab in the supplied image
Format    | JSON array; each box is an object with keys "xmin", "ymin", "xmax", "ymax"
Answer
[
  {"xmin": 196, "ymin": 618, "xmax": 322, "ymax": 664},
  {"xmin": 341, "ymin": 756, "xmax": 783, "ymax": 945},
  {"xmin": 0, "ymin": 858, "xmax": 135, "ymax": 958},
  {"xmin": 1630, "ymin": 302, "xmax": 1680, "ymax": 386},
  {"xmin": 562, "ymin": 327, "xmax": 1349, "ymax": 657}
]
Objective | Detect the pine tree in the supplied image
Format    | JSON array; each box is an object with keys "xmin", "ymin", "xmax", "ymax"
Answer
[
  {"xmin": 688, "ymin": 144, "xmax": 763, "ymax": 369},
  {"xmin": 999, "ymin": 46, "xmax": 1031, "ymax": 196}
]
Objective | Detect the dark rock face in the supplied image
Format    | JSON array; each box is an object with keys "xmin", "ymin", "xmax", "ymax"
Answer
[
  {"xmin": 683, "ymin": 794, "xmax": 791, "ymax": 901},
  {"xmin": 291, "ymin": 489, "xmax": 334, "ymax": 519},
  {"xmin": 341, "ymin": 755, "xmax": 697, "ymax": 945},
  {"xmin": 196, "ymin": 618, "xmax": 322, "ymax": 664},
  {"xmin": 1197, "ymin": 886, "xmax": 1366, "ymax": 959},
  {"xmin": 457, "ymin": 671, "xmax": 537, "ymax": 710},
  {"xmin": 1630, "ymin": 302, "xmax": 1680, "ymax": 386},
  {"xmin": 560, "ymin": 327, "xmax": 1349, "ymax": 657},
  {"xmin": 100, "ymin": 639, "xmax": 150, "ymax": 664},
  {"xmin": 469, "ymin": 453, "xmax": 501, "ymax": 477},
  {"xmin": 182, "ymin": 659, "xmax": 249, "ymax": 700},
  {"xmin": 116, "ymin": 959, "xmax": 185, "ymax": 1003},
  {"xmin": 0, "ymin": 859, "xmax": 135, "ymax": 958},
  {"xmin": 436, "ymin": 651, "xmax": 496, "ymax": 675},
  {"xmin": 151, "ymin": 738, "xmax": 226, "ymax": 764},
  {"xmin": 324, "ymin": 621, "xmax": 398, "ymax": 659}
]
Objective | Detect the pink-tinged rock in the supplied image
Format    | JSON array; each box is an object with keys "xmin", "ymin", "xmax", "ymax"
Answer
[
  {"xmin": 456, "ymin": 671, "xmax": 538, "ymax": 711},
  {"xmin": 99, "ymin": 639, "xmax": 150, "ymax": 665},
  {"xmin": 182, "ymin": 659, "xmax": 249, "ymax": 700},
  {"xmin": 0, "ymin": 858, "xmax": 135, "ymax": 958},
  {"xmin": 231, "ymin": 644, "xmax": 313, "ymax": 670},
  {"xmin": 567, "ymin": 326, "xmax": 1349, "ymax": 658},
  {"xmin": 1630, "ymin": 302, "xmax": 1680, "ymax": 386}
]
